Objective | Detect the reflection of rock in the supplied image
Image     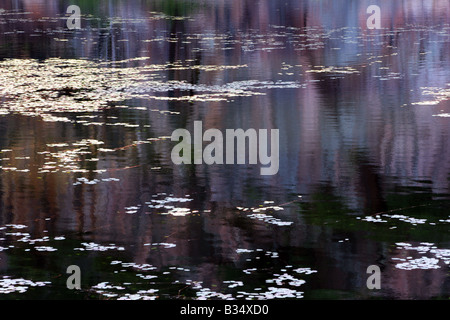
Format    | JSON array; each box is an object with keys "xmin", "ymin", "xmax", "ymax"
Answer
[
  {"xmin": 0, "ymin": 252, "xmax": 8, "ymax": 271},
  {"xmin": 386, "ymin": 243, "xmax": 449, "ymax": 299},
  {"xmin": 21, "ymin": 0, "xmax": 59, "ymax": 18}
]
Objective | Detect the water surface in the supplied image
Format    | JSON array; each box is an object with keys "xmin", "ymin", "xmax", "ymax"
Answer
[{"xmin": 0, "ymin": 0, "xmax": 449, "ymax": 300}]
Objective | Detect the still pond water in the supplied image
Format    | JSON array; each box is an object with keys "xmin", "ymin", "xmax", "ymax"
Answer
[{"xmin": 0, "ymin": 0, "xmax": 449, "ymax": 299}]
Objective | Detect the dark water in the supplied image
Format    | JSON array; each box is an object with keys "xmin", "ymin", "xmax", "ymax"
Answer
[{"xmin": 0, "ymin": 0, "xmax": 449, "ymax": 300}]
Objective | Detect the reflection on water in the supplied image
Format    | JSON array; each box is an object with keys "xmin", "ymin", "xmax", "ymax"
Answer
[{"xmin": 0, "ymin": 0, "xmax": 449, "ymax": 299}]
